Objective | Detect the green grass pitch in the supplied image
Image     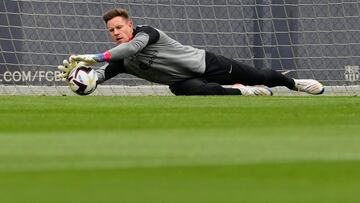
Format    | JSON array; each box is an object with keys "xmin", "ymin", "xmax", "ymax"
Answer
[{"xmin": 0, "ymin": 95, "xmax": 360, "ymax": 203}]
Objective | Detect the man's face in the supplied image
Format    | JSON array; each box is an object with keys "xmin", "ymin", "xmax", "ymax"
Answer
[{"xmin": 106, "ymin": 16, "xmax": 133, "ymax": 45}]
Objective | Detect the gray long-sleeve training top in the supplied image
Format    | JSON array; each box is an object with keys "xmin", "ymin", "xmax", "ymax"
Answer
[{"xmin": 96, "ymin": 25, "xmax": 206, "ymax": 85}]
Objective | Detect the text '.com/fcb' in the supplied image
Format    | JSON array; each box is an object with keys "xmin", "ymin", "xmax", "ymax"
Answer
[{"xmin": 0, "ymin": 71, "xmax": 65, "ymax": 82}]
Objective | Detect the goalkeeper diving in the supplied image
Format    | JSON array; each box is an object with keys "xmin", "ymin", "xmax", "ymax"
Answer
[{"xmin": 58, "ymin": 8, "xmax": 324, "ymax": 96}]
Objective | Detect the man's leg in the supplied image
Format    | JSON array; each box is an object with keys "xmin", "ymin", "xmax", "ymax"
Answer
[
  {"xmin": 204, "ymin": 51, "xmax": 296, "ymax": 89},
  {"xmin": 169, "ymin": 78, "xmax": 241, "ymax": 95},
  {"xmin": 204, "ymin": 52, "xmax": 324, "ymax": 94},
  {"xmin": 169, "ymin": 78, "xmax": 272, "ymax": 96}
]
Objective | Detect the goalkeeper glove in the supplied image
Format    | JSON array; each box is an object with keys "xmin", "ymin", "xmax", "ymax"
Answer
[
  {"xmin": 57, "ymin": 59, "xmax": 78, "ymax": 79},
  {"xmin": 69, "ymin": 51, "xmax": 111, "ymax": 65}
]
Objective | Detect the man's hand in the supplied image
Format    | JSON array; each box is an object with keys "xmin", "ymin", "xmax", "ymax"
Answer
[
  {"xmin": 57, "ymin": 59, "xmax": 78, "ymax": 79},
  {"xmin": 69, "ymin": 55, "xmax": 98, "ymax": 66},
  {"xmin": 57, "ymin": 52, "xmax": 111, "ymax": 79},
  {"xmin": 69, "ymin": 52, "xmax": 111, "ymax": 65}
]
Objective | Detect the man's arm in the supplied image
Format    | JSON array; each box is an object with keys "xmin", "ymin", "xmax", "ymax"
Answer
[
  {"xmin": 70, "ymin": 26, "xmax": 160, "ymax": 64},
  {"xmin": 108, "ymin": 26, "xmax": 160, "ymax": 60},
  {"xmin": 96, "ymin": 60, "xmax": 125, "ymax": 84}
]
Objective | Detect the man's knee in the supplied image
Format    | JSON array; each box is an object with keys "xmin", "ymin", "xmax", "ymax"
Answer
[
  {"xmin": 169, "ymin": 80, "xmax": 209, "ymax": 95},
  {"xmin": 170, "ymin": 79, "xmax": 239, "ymax": 95},
  {"xmin": 169, "ymin": 79, "xmax": 203, "ymax": 95}
]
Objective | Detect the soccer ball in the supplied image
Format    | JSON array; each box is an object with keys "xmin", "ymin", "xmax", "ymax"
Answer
[{"xmin": 67, "ymin": 65, "xmax": 98, "ymax": 95}]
